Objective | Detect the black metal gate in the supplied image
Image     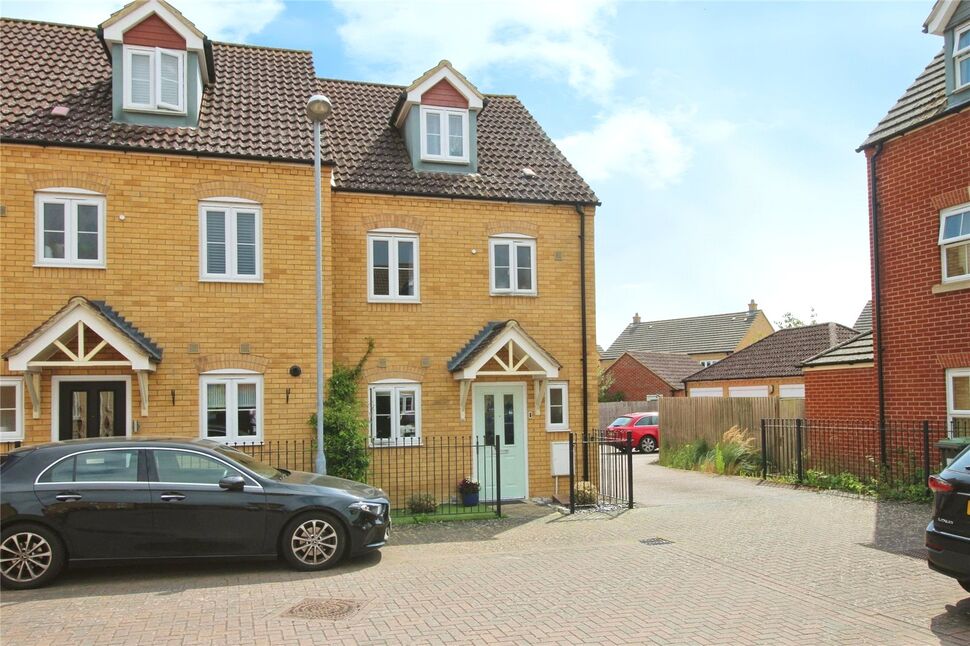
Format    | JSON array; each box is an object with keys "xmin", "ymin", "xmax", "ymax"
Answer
[{"xmin": 567, "ymin": 430, "xmax": 634, "ymax": 513}]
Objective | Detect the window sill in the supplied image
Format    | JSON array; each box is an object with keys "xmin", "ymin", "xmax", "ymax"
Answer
[
  {"xmin": 206, "ymin": 438, "xmax": 264, "ymax": 445},
  {"xmin": 420, "ymin": 155, "xmax": 470, "ymax": 165},
  {"xmin": 490, "ymin": 292, "xmax": 538, "ymax": 298},
  {"xmin": 932, "ymin": 279, "xmax": 970, "ymax": 294},
  {"xmin": 34, "ymin": 262, "xmax": 105, "ymax": 270},
  {"xmin": 199, "ymin": 278, "xmax": 264, "ymax": 284},
  {"xmin": 123, "ymin": 105, "xmax": 187, "ymax": 117},
  {"xmin": 546, "ymin": 427, "xmax": 570, "ymax": 433},
  {"xmin": 369, "ymin": 439, "xmax": 423, "ymax": 448},
  {"xmin": 367, "ymin": 298, "xmax": 422, "ymax": 304}
]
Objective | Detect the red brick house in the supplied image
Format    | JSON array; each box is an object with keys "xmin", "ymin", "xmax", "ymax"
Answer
[
  {"xmin": 603, "ymin": 351, "xmax": 701, "ymax": 400},
  {"xmin": 684, "ymin": 323, "xmax": 857, "ymax": 399},
  {"xmin": 805, "ymin": 0, "xmax": 970, "ymax": 434}
]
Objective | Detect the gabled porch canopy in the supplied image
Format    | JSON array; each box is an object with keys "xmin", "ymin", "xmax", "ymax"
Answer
[
  {"xmin": 449, "ymin": 320, "xmax": 561, "ymax": 420},
  {"xmin": 4, "ymin": 297, "xmax": 162, "ymax": 418}
]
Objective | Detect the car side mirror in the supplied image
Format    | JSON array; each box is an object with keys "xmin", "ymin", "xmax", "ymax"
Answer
[{"xmin": 219, "ymin": 475, "xmax": 246, "ymax": 491}]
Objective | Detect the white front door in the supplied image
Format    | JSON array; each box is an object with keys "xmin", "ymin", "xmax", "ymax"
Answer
[{"xmin": 473, "ymin": 383, "xmax": 527, "ymax": 500}]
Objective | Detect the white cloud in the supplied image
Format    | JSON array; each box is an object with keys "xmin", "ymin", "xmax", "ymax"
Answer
[
  {"xmin": 331, "ymin": 0, "xmax": 622, "ymax": 97},
  {"xmin": 555, "ymin": 106, "xmax": 738, "ymax": 190},
  {"xmin": 1, "ymin": 0, "xmax": 283, "ymax": 42}
]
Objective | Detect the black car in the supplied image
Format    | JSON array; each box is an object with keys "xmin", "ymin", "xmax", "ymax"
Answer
[
  {"xmin": 0, "ymin": 438, "xmax": 390, "ymax": 589},
  {"xmin": 926, "ymin": 445, "xmax": 970, "ymax": 593}
]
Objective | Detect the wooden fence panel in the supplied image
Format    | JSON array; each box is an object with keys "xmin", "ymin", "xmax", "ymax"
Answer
[
  {"xmin": 659, "ymin": 397, "xmax": 805, "ymax": 451},
  {"xmin": 598, "ymin": 399, "xmax": 659, "ymax": 429}
]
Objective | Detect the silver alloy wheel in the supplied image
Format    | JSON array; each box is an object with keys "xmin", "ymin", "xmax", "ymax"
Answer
[
  {"xmin": 0, "ymin": 531, "xmax": 53, "ymax": 583},
  {"xmin": 641, "ymin": 437, "xmax": 656, "ymax": 453},
  {"xmin": 290, "ymin": 519, "xmax": 339, "ymax": 566}
]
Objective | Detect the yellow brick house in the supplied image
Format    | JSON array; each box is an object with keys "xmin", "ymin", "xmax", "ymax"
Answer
[{"xmin": 0, "ymin": 0, "xmax": 599, "ymax": 502}]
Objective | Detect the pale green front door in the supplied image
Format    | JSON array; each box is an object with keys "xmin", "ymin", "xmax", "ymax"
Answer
[{"xmin": 474, "ymin": 384, "xmax": 527, "ymax": 500}]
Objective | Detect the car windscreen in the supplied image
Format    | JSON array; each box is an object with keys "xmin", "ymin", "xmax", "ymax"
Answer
[
  {"xmin": 214, "ymin": 446, "xmax": 283, "ymax": 479},
  {"xmin": 610, "ymin": 417, "xmax": 632, "ymax": 427},
  {"xmin": 946, "ymin": 445, "xmax": 970, "ymax": 473}
]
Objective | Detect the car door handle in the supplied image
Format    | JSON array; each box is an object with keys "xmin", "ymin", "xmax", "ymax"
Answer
[
  {"xmin": 160, "ymin": 493, "xmax": 186, "ymax": 502},
  {"xmin": 55, "ymin": 493, "xmax": 82, "ymax": 502}
]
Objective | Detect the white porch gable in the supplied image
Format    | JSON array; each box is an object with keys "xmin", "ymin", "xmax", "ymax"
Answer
[
  {"xmin": 4, "ymin": 297, "xmax": 161, "ymax": 418},
  {"xmin": 449, "ymin": 320, "xmax": 561, "ymax": 420}
]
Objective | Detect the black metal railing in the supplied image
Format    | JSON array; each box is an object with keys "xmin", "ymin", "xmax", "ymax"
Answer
[
  {"xmin": 366, "ymin": 435, "xmax": 502, "ymax": 518},
  {"xmin": 567, "ymin": 430, "xmax": 634, "ymax": 512},
  {"xmin": 234, "ymin": 439, "xmax": 313, "ymax": 472},
  {"xmin": 760, "ymin": 418, "xmax": 969, "ymax": 490}
]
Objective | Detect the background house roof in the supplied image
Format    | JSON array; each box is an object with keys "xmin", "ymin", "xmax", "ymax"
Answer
[
  {"xmin": 623, "ymin": 351, "xmax": 702, "ymax": 391},
  {"xmin": 684, "ymin": 323, "xmax": 858, "ymax": 382},
  {"xmin": 853, "ymin": 301, "xmax": 872, "ymax": 332},
  {"xmin": 317, "ymin": 77, "xmax": 599, "ymax": 205},
  {"xmin": 860, "ymin": 51, "xmax": 948, "ymax": 149},
  {"xmin": 801, "ymin": 330, "xmax": 873, "ymax": 368},
  {"xmin": 602, "ymin": 309, "xmax": 763, "ymax": 359},
  {"xmin": 0, "ymin": 18, "xmax": 322, "ymax": 163}
]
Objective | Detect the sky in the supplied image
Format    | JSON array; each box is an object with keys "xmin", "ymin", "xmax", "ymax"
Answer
[{"xmin": 3, "ymin": 0, "xmax": 944, "ymax": 348}]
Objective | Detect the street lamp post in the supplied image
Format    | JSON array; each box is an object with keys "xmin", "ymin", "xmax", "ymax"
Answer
[{"xmin": 307, "ymin": 94, "xmax": 333, "ymax": 475}]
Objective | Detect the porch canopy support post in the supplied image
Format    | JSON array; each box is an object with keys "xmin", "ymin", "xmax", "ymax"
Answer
[{"xmin": 25, "ymin": 371, "xmax": 42, "ymax": 419}]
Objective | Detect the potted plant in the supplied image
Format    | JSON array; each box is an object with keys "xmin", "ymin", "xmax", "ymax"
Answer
[{"xmin": 458, "ymin": 477, "xmax": 480, "ymax": 507}]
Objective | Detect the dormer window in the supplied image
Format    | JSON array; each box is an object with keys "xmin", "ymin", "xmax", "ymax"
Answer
[
  {"xmin": 420, "ymin": 106, "xmax": 468, "ymax": 163},
  {"xmin": 956, "ymin": 22, "xmax": 970, "ymax": 90},
  {"xmin": 123, "ymin": 45, "xmax": 185, "ymax": 113}
]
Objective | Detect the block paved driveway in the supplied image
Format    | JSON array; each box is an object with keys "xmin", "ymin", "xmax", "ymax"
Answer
[{"xmin": 2, "ymin": 453, "xmax": 969, "ymax": 645}]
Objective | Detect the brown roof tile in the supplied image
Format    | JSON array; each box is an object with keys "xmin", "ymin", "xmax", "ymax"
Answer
[
  {"xmin": 624, "ymin": 351, "xmax": 702, "ymax": 391},
  {"xmin": 0, "ymin": 18, "xmax": 322, "ymax": 163},
  {"xmin": 684, "ymin": 323, "xmax": 858, "ymax": 382},
  {"xmin": 860, "ymin": 52, "xmax": 949, "ymax": 149},
  {"xmin": 318, "ymin": 77, "xmax": 598, "ymax": 204}
]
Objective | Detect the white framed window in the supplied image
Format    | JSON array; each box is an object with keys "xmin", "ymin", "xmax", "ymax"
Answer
[
  {"xmin": 955, "ymin": 22, "xmax": 970, "ymax": 90},
  {"xmin": 947, "ymin": 368, "xmax": 970, "ymax": 437},
  {"xmin": 200, "ymin": 200, "xmax": 262, "ymax": 282},
  {"xmin": 940, "ymin": 203, "xmax": 970, "ymax": 283},
  {"xmin": 367, "ymin": 231, "xmax": 420, "ymax": 302},
  {"xmin": 490, "ymin": 235, "xmax": 536, "ymax": 295},
  {"xmin": 200, "ymin": 372, "xmax": 263, "ymax": 444},
  {"xmin": 34, "ymin": 190, "xmax": 106, "ymax": 268},
  {"xmin": 419, "ymin": 105, "xmax": 469, "ymax": 163},
  {"xmin": 0, "ymin": 378, "xmax": 24, "ymax": 442},
  {"xmin": 368, "ymin": 381, "xmax": 422, "ymax": 446},
  {"xmin": 123, "ymin": 45, "xmax": 185, "ymax": 113},
  {"xmin": 699, "ymin": 359, "xmax": 719, "ymax": 368},
  {"xmin": 546, "ymin": 382, "xmax": 569, "ymax": 431}
]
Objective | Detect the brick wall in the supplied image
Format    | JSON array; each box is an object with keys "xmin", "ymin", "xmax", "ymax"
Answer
[
  {"xmin": 330, "ymin": 191, "xmax": 598, "ymax": 498},
  {"xmin": 604, "ymin": 353, "xmax": 677, "ymax": 399},
  {"xmin": 804, "ymin": 367, "xmax": 877, "ymax": 420},
  {"xmin": 0, "ymin": 144, "xmax": 324, "ymax": 446},
  {"xmin": 868, "ymin": 110, "xmax": 970, "ymax": 423}
]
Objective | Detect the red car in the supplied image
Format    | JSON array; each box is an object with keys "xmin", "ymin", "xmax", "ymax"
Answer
[{"xmin": 606, "ymin": 412, "xmax": 659, "ymax": 453}]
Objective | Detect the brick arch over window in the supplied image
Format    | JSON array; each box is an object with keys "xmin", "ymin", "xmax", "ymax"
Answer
[
  {"xmin": 194, "ymin": 354, "xmax": 269, "ymax": 374},
  {"xmin": 361, "ymin": 215, "xmax": 424, "ymax": 234},
  {"xmin": 930, "ymin": 186, "xmax": 970, "ymax": 211},
  {"xmin": 29, "ymin": 171, "xmax": 111, "ymax": 195},
  {"xmin": 486, "ymin": 221, "xmax": 539, "ymax": 238},
  {"xmin": 362, "ymin": 366, "xmax": 426, "ymax": 383},
  {"xmin": 195, "ymin": 180, "xmax": 267, "ymax": 204}
]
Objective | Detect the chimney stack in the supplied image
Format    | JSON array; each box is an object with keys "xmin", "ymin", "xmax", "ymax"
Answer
[
  {"xmin": 748, "ymin": 299, "xmax": 758, "ymax": 313},
  {"xmin": 828, "ymin": 322, "xmax": 838, "ymax": 347},
  {"xmin": 633, "ymin": 313, "xmax": 641, "ymax": 324}
]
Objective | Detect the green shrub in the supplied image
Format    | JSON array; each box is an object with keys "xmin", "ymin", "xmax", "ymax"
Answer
[
  {"xmin": 308, "ymin": 338, "xmax": 374, "ymax": 482},
  {"xmin": 407, "ymin": 493, "xmax": 438, "ymax": 514},
  {"xmin": 660, "ymin": 427, "xmax": 759, "ymax": 476}
]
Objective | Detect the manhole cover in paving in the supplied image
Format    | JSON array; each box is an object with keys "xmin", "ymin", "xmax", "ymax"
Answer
[
  {"xmin": 281, "ymin": 598, "xmax": 362, "ymax": 620},
  {"xmin": 639, "ymin": 537, "xmax": 674, "ymax": 546}
]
